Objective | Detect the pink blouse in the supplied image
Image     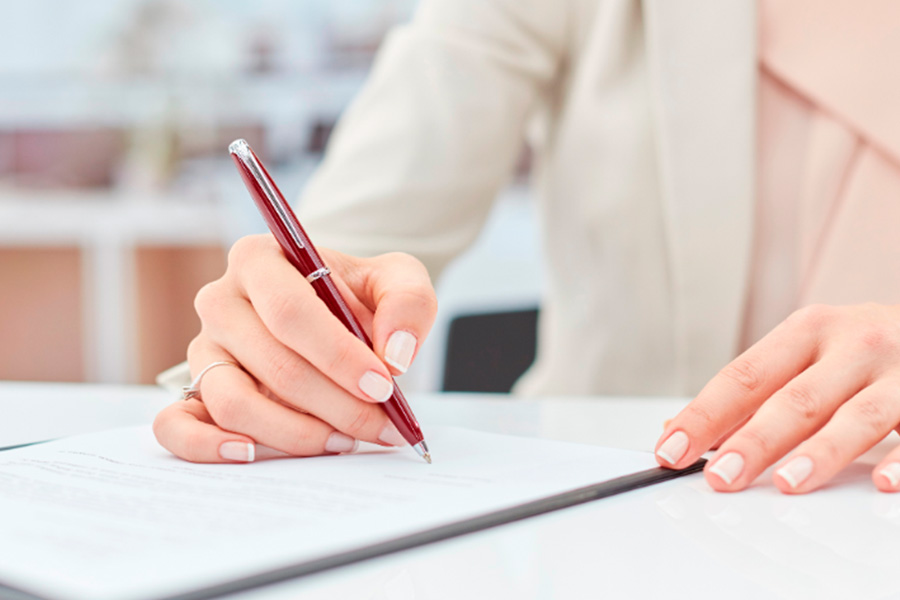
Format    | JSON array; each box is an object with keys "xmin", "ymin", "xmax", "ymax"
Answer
[{"xmin": 742, "ymin": 0, "xmax": 900, "ymax": 348}]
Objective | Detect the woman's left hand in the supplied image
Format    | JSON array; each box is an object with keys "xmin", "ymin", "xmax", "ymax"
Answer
[{"xmin": 655, "ymin": 303, "xmax": 900, "ymax": 493}]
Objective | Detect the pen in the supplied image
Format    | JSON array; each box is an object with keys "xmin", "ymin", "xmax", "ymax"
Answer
[{"xmin": 228, "ymin": 139, "xmax": 432, "ymax": 464}]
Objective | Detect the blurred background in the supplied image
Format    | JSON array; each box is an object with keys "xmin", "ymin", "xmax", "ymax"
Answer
[{"xmin": 0, "ymin": 0, "xmax": 543, "ymax": 393}]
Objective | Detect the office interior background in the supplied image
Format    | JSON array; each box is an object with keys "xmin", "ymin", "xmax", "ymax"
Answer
[{"xmin": 0, "ymin": 0, "xmax": 544, "ymax": 392}]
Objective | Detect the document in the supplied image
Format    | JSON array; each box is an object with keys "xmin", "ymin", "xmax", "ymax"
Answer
[{"xmin": 0, "ymin": 426, "xmax": 663, "ymax": 600}]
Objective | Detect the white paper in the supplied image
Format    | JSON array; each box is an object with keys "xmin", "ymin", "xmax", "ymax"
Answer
[{"xmin": 0, "ymin": 426, "xmax": 656, "ymax": 600}]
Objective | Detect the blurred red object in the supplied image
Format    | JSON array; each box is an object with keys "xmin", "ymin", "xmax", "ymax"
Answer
[{"xmin": 7, "ymin": 128, "xmax": 125, "ymax": 189}]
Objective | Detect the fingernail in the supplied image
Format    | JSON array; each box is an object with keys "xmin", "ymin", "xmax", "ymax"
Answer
[
  {"xmin": 656, "ymin": 430, "xmax": 689, "ymax": 465},
  {"xmin": 359, "ymin": 371, "xmax": 393, "ymax": 403},
  {"xmin": 325, "ymin": 432, "xmax": 358, "ymax": 454},
  {"xmin": 384, "ymin": 331, "xmax": 417, "ymax": 373},
  {"xmin": 879, "ymin": 462, "xmax": 900, "ymax": 487},
  {"xmin": 776, "ymin": 456, "xmax": 814, "ymax": 489},
  {"xmin": 709, "ymin": 452, "xmax": 744, "ymax": 485},
  {"xmin": 378, "ymin": 423, "xmax": 407, "ymax": 447},
  {"xmin": 219, "ymin": 441, "xmax": 255, "ymax": 462}
]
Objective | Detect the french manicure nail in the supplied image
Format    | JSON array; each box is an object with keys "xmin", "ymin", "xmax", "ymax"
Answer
[
  {"xmin": 219, "ymin": 441, "xmax": 255, "ymax": 462},
  {"xmin": 879, "ymin": 462, "xmax": 900, "ymax": 487},
  {"xmin": 710, "ymin": 452, "xmax": 744, "ymax": 485},
  {"xmin": 384, "ymin": 331, "xmax": 417, "ymax": 373},
  {"xmin": 378, "ymin": 423, "xmax": 406, "ymax": 447},
  {"xmin": 656, "ymin": 430, "xmax": 689, "ymax": 465},
  {"xmin": 359, "ymin": 371, "xmax": 393, "ymax": 403},
  {"xmin": 325, "ymin": 432, "xmax": 358, "ymax": 454},
  {"xmin": 776, "ymin": 456, "xmax": 814, "ymax": 489}
]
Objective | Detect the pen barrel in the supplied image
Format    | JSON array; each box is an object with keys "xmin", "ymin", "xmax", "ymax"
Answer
[
  {"xmin": 310, "ymin": 276, "xmax": 425, "ymax": 446},
  {"xmin": 229, "ymin": 147, "xmax": 425, "ymax": 448}
]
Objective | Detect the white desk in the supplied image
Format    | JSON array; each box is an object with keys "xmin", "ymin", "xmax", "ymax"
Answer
[{"xmin": 2, "ymin": 382, "xmax": 898, "ymax": 600}]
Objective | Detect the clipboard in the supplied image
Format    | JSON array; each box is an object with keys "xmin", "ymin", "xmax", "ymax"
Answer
[{"xmin": 0, "ymin": 430, "xmax": 705, "ymax": 600}]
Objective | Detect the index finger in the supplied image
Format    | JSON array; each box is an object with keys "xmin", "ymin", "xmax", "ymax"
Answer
[{"xmin": 654, "ymin": 310, "xmax": 821, "ymax": 469}]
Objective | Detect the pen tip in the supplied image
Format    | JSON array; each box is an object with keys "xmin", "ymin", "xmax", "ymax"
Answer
[{"xmin": 412, "ymin": 440, "xmax": 431, "ymax": 463}]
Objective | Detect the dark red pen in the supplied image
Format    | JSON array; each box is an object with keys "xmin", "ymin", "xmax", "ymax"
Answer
[{"xmin": 229, "ymin": 139, "xmax": 431, "ymax": 463}]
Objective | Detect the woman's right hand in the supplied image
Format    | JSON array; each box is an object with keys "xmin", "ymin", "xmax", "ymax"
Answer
[{"xmin": 152, "ymin": 234, "xmax": 438, "ymax": 463}]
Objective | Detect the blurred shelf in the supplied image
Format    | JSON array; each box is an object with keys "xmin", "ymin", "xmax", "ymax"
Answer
[
  {"xmin": 0, "ymin": 188, "xmax": 233, "ymax": 385},
  {"xmin": 0, "ymin": 191, "xmax": 227, "ymax": 247},
  {"xmin": 0, "ymin": 72, "xmax": 369, "ymax": 128}
]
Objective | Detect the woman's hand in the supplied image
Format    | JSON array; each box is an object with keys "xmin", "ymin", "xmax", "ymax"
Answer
[
  {"xmin": 655, "ymin": 303, "xmax": 900, "ymax": 493},
  {"xmin": 153, "ymin": 234, "xmax": 438, "ymax": 463}
]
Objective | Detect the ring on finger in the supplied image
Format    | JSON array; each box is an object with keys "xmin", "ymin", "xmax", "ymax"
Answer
[{"xmin": 182, "ymin": 361, "xmax": 243, "ymax": 401}]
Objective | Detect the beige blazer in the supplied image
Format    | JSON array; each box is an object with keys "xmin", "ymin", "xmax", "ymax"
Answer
[{"xmin": 298, "ymin": 0, "xmax": 757, "ymax": 396}]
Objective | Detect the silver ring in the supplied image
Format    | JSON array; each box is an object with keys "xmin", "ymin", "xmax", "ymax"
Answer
[
  {"xmin": 306, "ymin": 267, "xmax": 331, "ymax": 283},
  {"xmin": 182, "ymin": 361, "xmax": 241, "ymax": 401}
]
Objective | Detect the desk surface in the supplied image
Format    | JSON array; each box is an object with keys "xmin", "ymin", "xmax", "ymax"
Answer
[{"xmin": 2, "ymin": 382, "xmax": 898, "ymax": 600}]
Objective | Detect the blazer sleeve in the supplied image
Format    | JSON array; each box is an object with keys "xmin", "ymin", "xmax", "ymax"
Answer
[{"xmin": 297, "ymin": 0, "xmax": 568, "ymax": 279}]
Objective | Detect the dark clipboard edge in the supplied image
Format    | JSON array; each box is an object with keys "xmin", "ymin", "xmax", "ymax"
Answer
[
  {"xmin": 0, "ymin": 458, "xmax": 705, "ymax": 600},
  {"xmin": 0, "ymin": 440, "xmax": 52, "ymax": 453}
]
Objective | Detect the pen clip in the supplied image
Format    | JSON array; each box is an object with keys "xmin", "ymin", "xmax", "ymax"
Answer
[{"xmin": 229, "ymin": 139, "xmax": 305, "ymax": 250}]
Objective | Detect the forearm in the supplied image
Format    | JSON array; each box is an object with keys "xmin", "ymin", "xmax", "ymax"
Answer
[{"xmin": 298, "ymin": 0, "xmax": 568, "ymax": 279}]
